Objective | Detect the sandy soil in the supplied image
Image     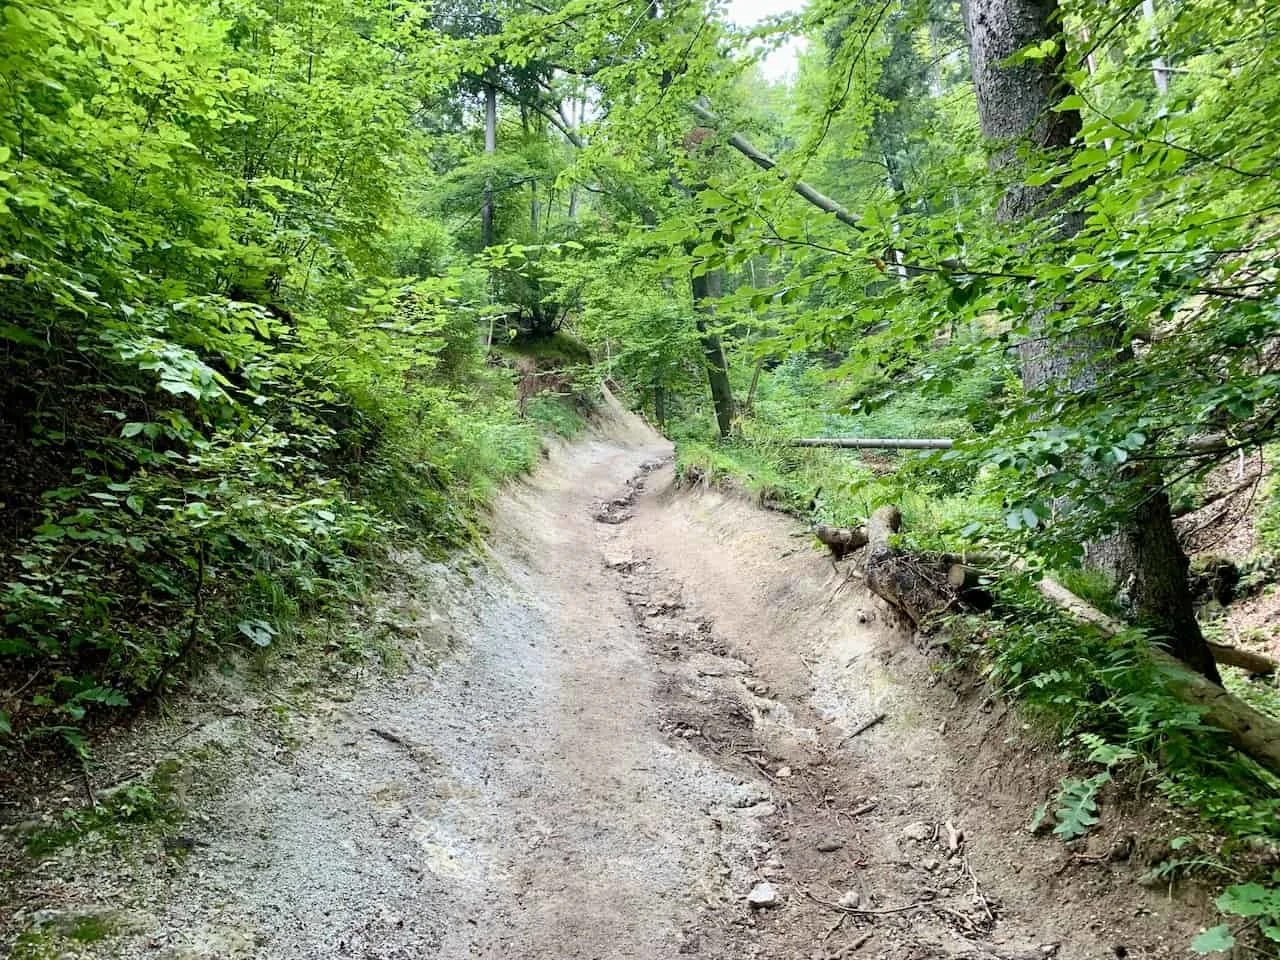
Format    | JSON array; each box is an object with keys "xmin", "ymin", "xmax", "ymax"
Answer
[{"xmin": 0, "ymin": 399, "xmax": 1218, "ymax": 959}]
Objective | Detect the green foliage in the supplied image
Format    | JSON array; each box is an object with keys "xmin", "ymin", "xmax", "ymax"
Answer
[
  {"xmin": 1257, "ymin": 455, "xmax": 1280, "ymax": 555},
  {"xmin": 525, "ymin": 395, "xmax": 587, "ymax": 437},
  {"xmin": 1047, "ymin": 772, "xmax": 1108, "ymax": 840},
  {"xmin": 0, "ymin": 0, "xmax": 605, "ymax": 745},
  {"xmin": 3, "ymin": 0, "xmax": 1280, "ymax": 949},
  {"xmin": 1192, "ymin": 879, "xmax": 1280, "ymax": 954},
  {"xmin": 1051, "ymin": 567, "xmax": 1122, "ymax": 618},
  {"xmin": 25, "ymin": 773, "xmax": 180, "ymax": 857}
]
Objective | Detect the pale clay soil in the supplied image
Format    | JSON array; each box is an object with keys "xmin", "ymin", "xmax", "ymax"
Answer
[{"xmin": 1, "ymin": 397, "xmax": 1220, "ymax": 959}]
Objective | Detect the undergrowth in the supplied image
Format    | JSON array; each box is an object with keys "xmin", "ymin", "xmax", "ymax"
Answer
[{"xmin": 0, "ymin": 297, "xmax": 590, "ymax": 755}]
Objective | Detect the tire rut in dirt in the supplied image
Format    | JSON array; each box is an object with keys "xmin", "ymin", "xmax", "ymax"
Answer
[{"xmin": 595, "ymin": 467, "xmax": 1059, "ymax": 960}]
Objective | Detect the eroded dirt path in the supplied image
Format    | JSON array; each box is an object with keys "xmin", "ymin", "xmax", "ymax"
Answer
[{"xmin": 2, "ymin": 408, "xmax": 1212, "ymax": 959}]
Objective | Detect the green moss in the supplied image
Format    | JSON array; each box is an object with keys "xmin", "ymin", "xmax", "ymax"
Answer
[
  {"xmin": 9, "ymin": 929, "xmax": 57, "ymax": 960},
  {"xmin": 25, "ymin": 770, "xmax": 183, "ymax": 857},
  {"xmin": 70, "ymin": 914, "xmax": 114, "ymax": 943},
  {"xmin": 9, "ymin": 911, "xmax": 124, "ymax": 958}
]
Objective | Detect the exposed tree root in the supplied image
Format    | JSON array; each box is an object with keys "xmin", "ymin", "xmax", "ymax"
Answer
[{"xmin": 837, "ymin": 507, "xmax": 1280, "ymax": 773}]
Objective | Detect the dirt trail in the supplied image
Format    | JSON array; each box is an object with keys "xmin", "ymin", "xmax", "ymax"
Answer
[{"xmin": 2, "ymin": 402, "xmax": 1213, "ymax": 959}]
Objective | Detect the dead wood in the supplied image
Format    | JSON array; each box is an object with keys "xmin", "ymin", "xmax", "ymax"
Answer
[
  {"xmin": 813, "ymin": 523, "xmax": 869, "ymax": 560},
  {"xmin": 1206, "ymin": 641, "xmax": 1276, "ymax": 677},
  {"xmin": 947, "ymin": 564, "xmax": 987, "ymax": 590},
  {"xmin": 861, "ymin": 506, "xmax": 990, "ymax": 622},
  {"xmin": 1032, "ymin": 575, "xmax": 1280, "ymax": 772},
  {"xmin": 802, "ymin": 887, "xmax": 929, "ymax": 916},
  {"xmin": 845, "ymin": 509, "xmax": 1280, "ymax": 773},
  {"xmin": 839, "ymin": 712, "xmax": 887, "ymax": 744}
]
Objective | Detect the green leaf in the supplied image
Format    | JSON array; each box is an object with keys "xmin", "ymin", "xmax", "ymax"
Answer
[
  {"xmin": 237, "ymin": 620, "xmax": 277, "ymax": 647},
  {"xmin": 0, "ymin": 323, "xmax": 45, "ymax": 348},
  {"xmin": 1052, "ymin": 773, "xmax": 1109, "ymax": 839},
  {"xmin": 1190, "ymin": 926, "xmax": 1234, "ymax": 954},
  {"xmin": 1216, "ymin": 882, "xmax": 1276, "ymax": 917}
]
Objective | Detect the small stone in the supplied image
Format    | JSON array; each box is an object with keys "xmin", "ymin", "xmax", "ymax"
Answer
[
  {"xmin": 747, "ymin": 882, "xmax": 779, "ymax": 908},
  {"xmin": 728, "ymin": 783, "xmax": 771, "ymax": 808},
  {"xmin": 775, "ymin": 766, "xmax": 792, "ymax": 778},
  {"xmin": 1108, "ymin": 836, "xmax": 1135, "ymax": 861},
  {"xmin": 921, "ymin": 857, "xmax": 941, "ymax": 872},
  {"xmin": 837, "ymin": 890, "xmax": 861, "ymax": 909},
  {"xmin": 816, "ymin": 838, "xmax": 843, "ymax": 853},
  {"xmin": 901, "ymin": 821, "xmax": 933, "ymax": 842}
]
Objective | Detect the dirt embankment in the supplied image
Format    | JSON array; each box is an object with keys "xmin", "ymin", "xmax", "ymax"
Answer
[{"xmin": 1, "ymin": 397, "xmax": 1215, "ymax": 959}]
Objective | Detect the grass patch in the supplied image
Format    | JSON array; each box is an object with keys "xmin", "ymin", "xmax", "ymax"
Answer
[
  {"xmin": 674, "ymin": 435, "xmax": 997, "ymax": 547},
  {"xmin": 526, "ymin": 394, "xmax": 588, "ymax": 437},
  {"xmin": 495, "ymin": 331, "xmax": 593, "ymax": 365},
  {"xmin": 1051, "ymin": 566, "xmax": 1123, "ymax": 618}
]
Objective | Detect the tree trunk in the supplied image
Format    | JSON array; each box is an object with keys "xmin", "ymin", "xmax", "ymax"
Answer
[
  {"xmin": 961, "ymin": 0, "xmax": 1219, "ymax": 681},
  {"xmin": 481, "ymin": 79, "xmax": 497, "ymax": 248},
  {"xmin": 1142, "ymin": 0, "xmax": 1171, "ymax": 96},
  {"xmin": 691, "ymin": 266, "xmax": 734, "ymax": 438},
  {"xmin": 653, "ymin": 377, "xmax": 666, "ymax": 429}
]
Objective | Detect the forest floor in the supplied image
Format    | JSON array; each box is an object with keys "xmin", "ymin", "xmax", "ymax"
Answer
[{"xmin": 1, "ymin": 397, "xmax": 1219, "ymax": 960}]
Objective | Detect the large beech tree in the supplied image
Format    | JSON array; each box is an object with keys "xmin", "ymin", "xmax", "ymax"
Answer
[{"xmin": 960, "ymin": 0, "xmax": 1219, "ymax": 681}]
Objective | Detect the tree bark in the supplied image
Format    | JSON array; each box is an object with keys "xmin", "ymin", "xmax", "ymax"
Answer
[
  {"xmin": 961, "ymin": 0, "xmax": 1219, "ymax": 681},
  {"xmin": 691, "ymin": 266, "xmax": 734, "ymax": 438},
  {"xmin": 481, "ymin": 79, "xmax": 497, "ymax": 248},
  {"xmin": 1142, "ymin": 0, "xmax": 1171, "ymax": 96}
]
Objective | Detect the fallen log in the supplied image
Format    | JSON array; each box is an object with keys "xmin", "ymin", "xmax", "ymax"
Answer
[
  {"xmin": 821, "ymin": 508, "xmax": 993, "ymax": 616},
  {"xmin": 812, "ymin": 523, "xmax": 868, "ymax": 560},
  {"xmin": 947, "ymin": 563, "xmax": 985, "ymax": 591},
  {"xmin": 793, "ymin": 437, "xmax": 955, "ymax": 450},
  {"xmin": 862, "ymin": 506, "xmax": 973, "ymax": 623},
  {"xmin": 1028, "ymin": 573, "xmax": 1276, "ymax": 676},
  {"xmin": 1207, "ymin": 641, "xmax": 1276, "ymax": 677},
  {"xmin": 1031, "ymin": 575, "xmax": 1280, "ymax": 771}
]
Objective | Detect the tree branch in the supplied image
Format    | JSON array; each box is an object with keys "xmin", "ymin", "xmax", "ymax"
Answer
[{"xmin": 687, "ymin": 102, "xmax": 864, "ymax": 231}]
